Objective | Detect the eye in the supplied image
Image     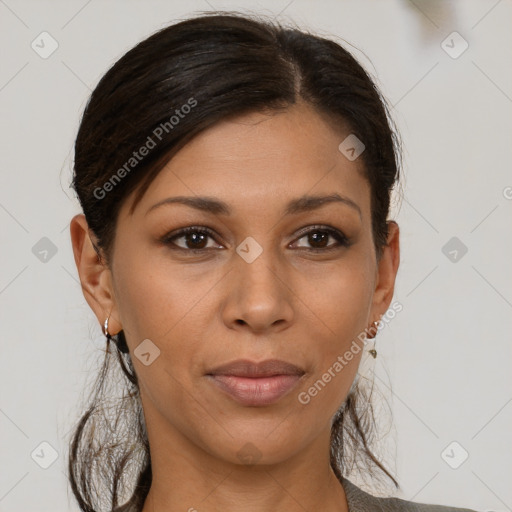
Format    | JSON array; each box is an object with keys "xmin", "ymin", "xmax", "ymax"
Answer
[
  {"xmin": 160, "ymin": 225, "xmax": 350, "ymax": 254},
  {"xmin": 291, "ymin": 226, "xmax": 350, "ymax": 252},
  {"xmin": 160, "ymin": 226, "xmax": 223, "ymax": 253}
]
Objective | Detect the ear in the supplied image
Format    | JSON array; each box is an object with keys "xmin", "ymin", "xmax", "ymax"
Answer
[
  {"xmin": 69, "ymin": 214, "xmax": 122, "ymax": 336},
  {"xmin": 370, "ymin": 221, "xmax": 400, "ymax": 321}
]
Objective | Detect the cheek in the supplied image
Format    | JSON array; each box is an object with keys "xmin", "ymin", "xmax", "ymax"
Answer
[
  {"xmin": 302, "ymin": 255, "xmax": 373, "ymax": 343},
  {"xmin": 295, "ymin": 258, "xmax": 372, "ymax": 406},
  {"xmin": 112, "ymin": 247, "xmax": 223, "ymax": 391},
  {"xmin": 112, "ymin": 253, "xmax": 211, "ymax": 425},
  {"xmin": 112, "ymin": 243, "xmax": 203, "ymax": 340}
]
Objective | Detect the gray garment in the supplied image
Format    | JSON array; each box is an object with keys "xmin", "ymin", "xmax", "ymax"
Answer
[
  {"xmin": 114, "ymin": 477, "xmax": 479, "ymax": 511},
  {"xmin": 340, "ymin": 477, "xmax": 478, "ymax": 512}
]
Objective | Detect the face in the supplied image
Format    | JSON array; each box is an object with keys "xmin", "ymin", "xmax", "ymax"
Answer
[{"xmin": 71, "ymin": 101, "xmax": 399, "ymax": 470}]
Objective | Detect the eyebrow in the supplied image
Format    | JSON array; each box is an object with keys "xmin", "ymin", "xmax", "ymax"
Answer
[{"xmin": 145, "ymin": 193, "xmax": 362, "ymax": 219}]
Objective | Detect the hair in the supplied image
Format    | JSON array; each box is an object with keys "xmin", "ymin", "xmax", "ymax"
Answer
[{"xmin": 67, "ymin": 10, "xmax": 403, "ymax": 512}]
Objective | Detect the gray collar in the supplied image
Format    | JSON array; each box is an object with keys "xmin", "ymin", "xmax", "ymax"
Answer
[
  {"xmin": 340, "ymin": 476, "xmax": 392, "ymax": 511},
  {"xmin": 340, "ymin": 476, "xmax": 477, "ymax": 512}
]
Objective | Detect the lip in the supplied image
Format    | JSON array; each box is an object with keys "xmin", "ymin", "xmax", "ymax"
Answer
[
  {"xmin": 205, "ymin": 359, "xmax": 305, "ymax": 407},
  {"xmin": 207, "ymin": 358, "xmax": 305, "ymax": 378}
]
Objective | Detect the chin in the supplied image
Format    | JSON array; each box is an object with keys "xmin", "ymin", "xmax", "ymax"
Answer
[{"xmin": 203, "ymin": 430, "xmax": 306, "ymax": 467}]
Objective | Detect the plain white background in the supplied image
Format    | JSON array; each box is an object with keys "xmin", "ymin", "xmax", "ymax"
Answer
[{"xmin": 0, "ymin": 1, "xmax": 511, "ymax": 511}]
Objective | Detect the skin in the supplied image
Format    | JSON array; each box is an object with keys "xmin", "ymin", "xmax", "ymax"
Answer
[{"xmin": 70, "ymin": 100, "xmax": 400, "ymax": 512}]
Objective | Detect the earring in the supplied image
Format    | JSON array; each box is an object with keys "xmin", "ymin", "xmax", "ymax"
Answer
[
  {"xmin": 365, "ymin": 320, "xmax": 380, "ymax": 358},
  {"xmin": 102, "ymin": 315, "xmax": 113, "ymax": 340},
  {"xmin": 102, "ymin": 315, "xmax": 129, "ymax": 354}
]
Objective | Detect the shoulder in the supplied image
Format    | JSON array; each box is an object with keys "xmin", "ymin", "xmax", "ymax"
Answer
[{"xmin": 341, "ymin": 477, "xmax": 479, "ymax": 512}]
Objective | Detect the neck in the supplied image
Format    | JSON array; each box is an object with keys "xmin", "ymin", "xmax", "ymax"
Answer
[{"xmin": 139, "ymin": 405, "xmax": 349, "ymax": 512}]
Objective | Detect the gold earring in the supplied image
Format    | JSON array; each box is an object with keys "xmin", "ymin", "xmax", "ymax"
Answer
[
  {"xmin": 367, "ymin": 320, "xmax": 379, "ymax": 358},
  {"xmin": 102, "ymin": 314, "xmax": 129, "ymax": 354}
]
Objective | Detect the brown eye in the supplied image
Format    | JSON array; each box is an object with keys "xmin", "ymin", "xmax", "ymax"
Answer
[
  {"xmin": 160, "ymin": 225, "xmax": 349, "ymax": 255},
  {"xmin": 180, "ymin": 231, "xmax": 209, "ymax": 249},
  {"xmin": 306, "ymin": 230, "xmax": 330, "ymax": 249},
  {"xmin": 293, "ymin": 226, "xmax": 349, "ymax": 252},
  {"xmin": 161, "ymin": 226, "xmax": 222, "ymax": 252}
]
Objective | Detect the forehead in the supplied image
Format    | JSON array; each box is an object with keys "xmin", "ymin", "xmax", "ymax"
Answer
[{"xmin": 124, "ymin": 102, "xmax": 370, "ymax": 221}]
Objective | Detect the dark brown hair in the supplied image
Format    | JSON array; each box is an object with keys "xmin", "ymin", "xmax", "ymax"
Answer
[{"xmin": 68, "ymin": 10, "xmax": 402, "ymax": 511}]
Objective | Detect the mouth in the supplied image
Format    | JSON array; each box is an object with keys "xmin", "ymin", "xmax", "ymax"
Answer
[{"xmin": 205, "ymin": 359, "xmax": 306, "ymax": 407}]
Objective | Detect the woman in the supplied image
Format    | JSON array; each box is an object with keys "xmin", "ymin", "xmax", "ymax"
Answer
[{"xmin": 68, "ymin": 11, "xmax": 478, "ymax": 512}]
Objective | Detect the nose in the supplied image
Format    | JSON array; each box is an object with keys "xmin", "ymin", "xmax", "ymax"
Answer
[{"xmin": 221, "ymin": 245, "xmax": 294, "ymax": 334}]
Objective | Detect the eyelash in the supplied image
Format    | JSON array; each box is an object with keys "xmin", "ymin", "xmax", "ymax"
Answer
[{"xmin": 160, "ymin": 225, "xmax": 350, "ymax": 254}]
